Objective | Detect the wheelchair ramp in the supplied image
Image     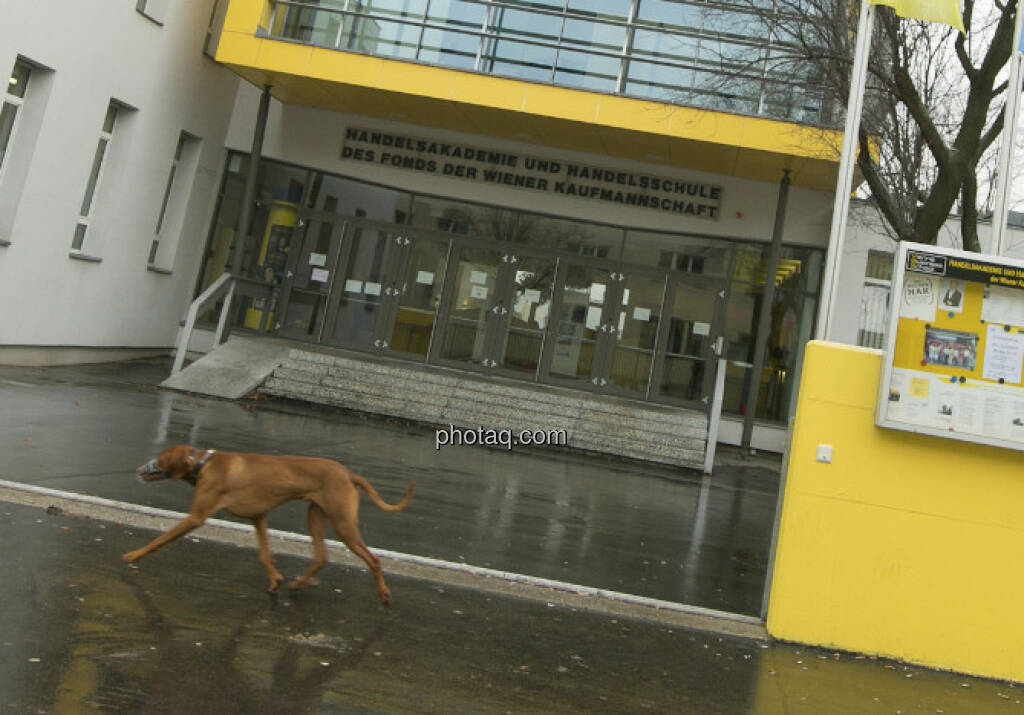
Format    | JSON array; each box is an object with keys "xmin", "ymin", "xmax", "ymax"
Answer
[{"xmin": 159, "ymin": 335, "xmax": 293, "ymax": 399}]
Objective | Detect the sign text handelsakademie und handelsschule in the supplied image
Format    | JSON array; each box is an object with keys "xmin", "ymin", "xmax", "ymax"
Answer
[{"xmin": 341, "ymin": 127, "xmax": 722, "ymax": 220}]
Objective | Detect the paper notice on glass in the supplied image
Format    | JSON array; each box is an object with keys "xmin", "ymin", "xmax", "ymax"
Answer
[
  {"xmin": 344, "ymin": 279, "xmax": 363, "ymax": 293},
  {"xmin": 928, "ymin": 379, "xmax": 956, "ymax": 428},
  {"xmin": 886, "ymin": 370, "xmax": 909, "ymax": 422},
  {"xmin": 981, "ymin": 390, "xmax": 1011, "ymax": 439},
  {"xmin": 621, "ymin": 288, "xmax": 631, "ymax": 306},
  {"xmin": 309, "ymin": 252, "xmax": 327, "ymax": 267},
  {"xmin": 982, "ymin": 323, "xmax": 1024, "ymax": 384},
  {"xmin": 589, "ymin": 283, "xmax": 606, "ymax": 303},
  {"xmin": 586, "ymin": 305, "xmax": 602, "ymax": 330},
  {"xmin": 470, "ymin": 270, "xmax": 488, "ymax": 285},
  {"xmin": 981, "ymin": 285, "xmax": 1024, "ymax": 325},
  {"xmin": 470, "ymin": 285, "xmax": 488, "ymax": 300},
  {"xmin": 310, "ymin": 268, "xmax": 330, "ymax": 283},
  {"xmin": 523, "ymin": 289, "xmax": 541, "ymax": 303},
  {"xmin": 909, "ymin": 377, "xmax": 930, "ymax": 399},
  {"xmin": 886, "ymin": 369, "xmax": 928, "ymax": 423},
  {"xmin": 416, "ymin": 271, "xmax": 434, "ymax": 285},
  {"xmin": 633, "ymin": 307, "xmax": 651, "ymax": 322},
  {"xmin": 900, "ymin": 275, "xmax": 938, "ymax": 321},
  {"xmin": 939, "ymin": 278, "xmax": 964, "ymax": 313},
  {"xmin": 1010, "ymin": 397, "xmax": 1024, "ymax": 438},
  {"xmin": 693, "ymin": 322, "xmax": 711, "ymax": 336},
  {"xmin": 954, "ymin": 388, "xmax": 984, "ymax": 434},
  {"xmin": 364, "ymin": 282, "xmax": 382, "ymax": 296}
]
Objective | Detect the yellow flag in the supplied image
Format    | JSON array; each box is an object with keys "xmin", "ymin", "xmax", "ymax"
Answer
[{"xmin": 869, "ymin": 0, "xmax": 966, "ymax": 34}]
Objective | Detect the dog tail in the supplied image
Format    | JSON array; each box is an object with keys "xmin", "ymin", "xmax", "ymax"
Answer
[{"xmin": 352, "ymin": 474, "xmax": 415, "ymax": 512}]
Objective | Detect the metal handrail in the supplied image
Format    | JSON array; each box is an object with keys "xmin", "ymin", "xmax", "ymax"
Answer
[
  {"xmin": 171, "ymin": 272, "xmax": 236, "ymax": 375},
  {"xmin": 703, "ymin": 357, "xmax": 728, "ymax": 475}
]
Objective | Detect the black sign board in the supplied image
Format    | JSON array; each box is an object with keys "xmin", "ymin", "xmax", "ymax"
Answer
[{"xmin": 906, "ymin": 251, "xmax": 947, "ymax": 275}]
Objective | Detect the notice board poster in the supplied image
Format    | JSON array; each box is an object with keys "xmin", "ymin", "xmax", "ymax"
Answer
[{"xmin": 877, "ymin": 242, "xmax": 1024, "ymax": 451}]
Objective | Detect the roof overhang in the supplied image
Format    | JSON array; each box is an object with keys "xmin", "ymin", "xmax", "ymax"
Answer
[{"xmin": 217, "ymin": 0, "xmax": 843, "ymax": 191}]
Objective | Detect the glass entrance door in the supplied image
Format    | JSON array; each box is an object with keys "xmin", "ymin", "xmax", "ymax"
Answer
[
  {"xmin": 544, "ymin": 262, "xmax": 613, "ymax": 386},
  {"xmin": 493, "ymin": 254, "xmax": 557, "ymax": 377},
  {"xmin": 540, "ymin": 263, "xmax": 675, "ymax": 397},
  {"xmin": 321, "ymin": 222, "xmax": 450, "ymax": 358},
  {"xmin": 435, "ymin": 244, "xmax": 503, "ymax": 367},
  {"xmin": 434, "ymin": 244, "xmax": 557, "ymax": 377},
  {"xmin": 652, "ymin": 277, "xmax": 725, "ymax": 406},
  {"xmin": 604, "ymin": 272, "xmax": 667, "ymax": 397},
  {"xmin": 320, "ymin": 222, "xmax": 403, "ymax": 351},
  {"xmin": 380, "ymin": 232, "xmax": 450, "ymax": 359},
  {"xmin": 275, "ymin": 211, "xmax": 725, "ymax": 411},
  {"xmin": 276, "ymin": 215, "xmax": 347, "ymax": 341}
]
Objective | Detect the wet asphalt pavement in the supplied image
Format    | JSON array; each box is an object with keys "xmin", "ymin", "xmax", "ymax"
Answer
[
  {"xmin": 0, "ymin": 359, "xmax": 776, "ymax": 617},
  {"xmin": 2, "ymin": 359, "xmax": 1022, "ymax": 711},
  {"xmin": 1, "ymin": 501, "xmax": 1020, "ymax": 713}
]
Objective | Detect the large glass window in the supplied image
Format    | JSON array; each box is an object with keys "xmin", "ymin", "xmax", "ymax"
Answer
[
  {"xmin": 0, "ymin": 60, "xmax": 31, "ymax": 181},
  {"xmin": 266, "ymin": 0, "xmax": 831, "ymax": 125},
  {"xmin": 149, "ymin": 132, "xmax": 202, "ymax": 268},
  {"xmin": 857, "ymin": 249, "xmax": 893, "ymax": 349},
  {"xmin": 625, "ymin": 230, "xmax": 729, "ymax": 277},
  {"xmin": 72, "ymin": 103, "xmax": 119, "ymax": 253},
  {"xmin": 420, "ymin": 0, "xmax": 486, "ymax": 69},
  {"xmin": 482, "ymin": 6, "xmax": 560, "ymax": 81},
  {"xmin": 198, "ymin": 154, "xmax": 822, "ymax": 424},
  {"xmin": 343, "ymin": 0, "xmax": 426, "ymax": 59},
  {"xmin": 196, "ymin": 153, "xmax": 313, "ymax": 289},
  {"xmin": 722, "ymin": 244, "xmax": 821, "ymax": 421}
]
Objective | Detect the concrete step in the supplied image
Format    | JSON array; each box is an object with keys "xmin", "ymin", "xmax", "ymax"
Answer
[{"xmin": 261, "ymin": 345, "xmax": 709, "ymax": 469}]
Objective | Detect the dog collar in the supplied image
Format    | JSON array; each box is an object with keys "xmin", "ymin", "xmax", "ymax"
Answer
[{"xmin": 185, "ymin": 449, "xmax": 216, "ymax": 486}]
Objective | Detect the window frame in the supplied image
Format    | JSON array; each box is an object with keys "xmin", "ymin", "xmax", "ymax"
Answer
[
  {"xmin": 71, "ymin": 102, "xmax": 119, "ymax": 255},
  {"xmin": 0, "ymin": 59, "xmax": 31, "ymax": 184}
]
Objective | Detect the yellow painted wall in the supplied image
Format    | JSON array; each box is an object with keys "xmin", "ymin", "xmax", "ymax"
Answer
[{"xmin": 767, "ymin": 340, "xmax": 1024, "ymax": 683}]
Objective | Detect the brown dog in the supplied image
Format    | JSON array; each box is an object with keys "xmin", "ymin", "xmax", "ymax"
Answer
[{"xmin": 124, "ymin": 445, "xmax": 414, "ymax": 603}]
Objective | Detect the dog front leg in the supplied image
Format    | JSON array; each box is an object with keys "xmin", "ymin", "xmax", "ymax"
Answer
[
  {"xmin": 252, "ymin": 514, "xmax": 284, "ymax": 593},
  {"xmin": 122, "ymin": 515, "xmax": 204, "ymax": 564}
]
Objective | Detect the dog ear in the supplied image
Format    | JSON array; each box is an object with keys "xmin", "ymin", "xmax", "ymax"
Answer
[{"xmin": 165, "ymin": 445, "xmax": 194, "ymax": 477}]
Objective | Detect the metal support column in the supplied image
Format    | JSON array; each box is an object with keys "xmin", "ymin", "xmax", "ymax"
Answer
[
  {"xmin": 741, "ymin": 169, "xmax": 791, "ymax": 452},
  {"xmin": 231, "ymin": 84, "xmax": 272, "ymax": 278}
]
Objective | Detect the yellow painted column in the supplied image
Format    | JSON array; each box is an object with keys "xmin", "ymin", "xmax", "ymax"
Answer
[{"xmin": 767, "ymin": 341, "xmax": 1024, "ymax": 683}]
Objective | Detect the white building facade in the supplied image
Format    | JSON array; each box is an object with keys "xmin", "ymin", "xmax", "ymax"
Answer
[{"xmin": 8, "ymin": 0, "xmax": 1007, "ymax": 454}]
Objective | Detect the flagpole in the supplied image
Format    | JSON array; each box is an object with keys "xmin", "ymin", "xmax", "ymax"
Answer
[
  {"xmin": 992, "ymin": 0, "xmax": 1024, "ymax": 257},
  {"xmin": 815, "ymin": 0, "xmax": 876, "ymax": 340}
]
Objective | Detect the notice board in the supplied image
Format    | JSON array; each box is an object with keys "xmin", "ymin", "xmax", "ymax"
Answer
[{"xmin": 877, "ymin": 241, "xmax": 1024, "ymax": 450}]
